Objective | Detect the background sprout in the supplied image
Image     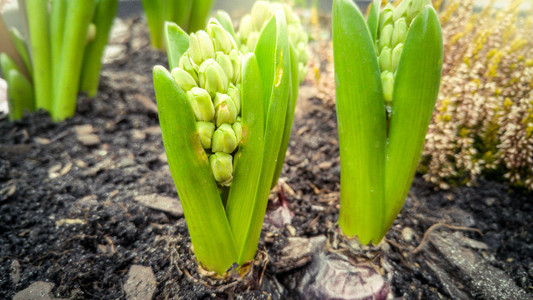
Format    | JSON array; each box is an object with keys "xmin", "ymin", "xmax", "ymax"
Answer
[
  {"xmin": 0, "ymin": 0, "xmax": 118, "ymax": 122},
  {"xmin": 333, "ymin": 0, "xmax": 443, "ymax": 244},
  {"xmin": 142, "ymin": 0, "xmax": 215, "ymax": 50}
]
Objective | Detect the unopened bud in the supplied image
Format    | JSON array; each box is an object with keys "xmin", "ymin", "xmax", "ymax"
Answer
[
  {"xmin": 392, "ymin": 43, "xmax": 404, "ymax": 73},
  {"xmin": 393, "ymin": 0, "xmax": 409, "ymax": 22},
  {"xmin": 379, "ymin": 46, "xmax": 392, "ymax": 72},
  {"xmin": 381, "ymin": 71, "xmax": 394, "ymax": 105},
  {"xmin": 171, "ymin": 67, "xmax": 198, "ymax": 92},
  {"xmin": 189, "ymin": 31, "xmax": 215, "ymax": 65},
  {"xmin": 239, "ymin": 15, "xmax": 253, "ymax": 41},
  {"xmin": 229, "ymin": 49, "xmax": 242, "ymax": 84},
  {"xmin": 232, "ymin": 121, "xmax": 242, "ymax": 145},
  {"xmin": 392, "ymin": 18, "xmax": 408, "ymax": 47},
  {"xmin": 86, "ymin": 23, "xmax": 97, "ymax": 44},
  {"xmin": 379, "ymin": 24, "xmax": 393, "ymax": 51},
  {"xmin": 212, "ymin": 123, "xmax": 238, "ymax": 153},
  {"xmin": 227, "ymin": 83, "xmax": 241, "ymax": 114},
  {"xmin": 379, "ymin": 4, "xmax": 394, "ymax": 31},
  {"xmin": 246, "ymin": 31, "xmax": 260, "ymax": 52},
  {"xmin": 214, "ymin": 93, "xmax": 238, "ymax": 126},
  {"xmin": 251, "ymin": 1, "xmax": 271, "ymax": 31},
  {"xmin": 209, "ymin": 152, "xmax": 233, "ymax": 186},
  {"xmin": 198, "ymin": 59, "xmax": 229, "ymax": 98},
  {"xmin": 215, "ymin": 52, "xmax": 234, "ymax": 83},
  {"xmin": 197, "ymin": 121, "xmax": 215, "ymax": 149},
  {"xmin": 207, "ymin": 21, "xmax": 237, "ymax": 54},
  {"xmin": 187, "ymin": 87, "xmax": 215, "ymax": 122},
  {"xmin": 179, "ymin": 53, "xmax": 199, "ymax": 82}
]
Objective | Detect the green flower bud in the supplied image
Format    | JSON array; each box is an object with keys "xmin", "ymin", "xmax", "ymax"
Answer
[
  {"xmin": 381, "ymin": 71, "xmax": 394, "ymax": 105},
  {"xmin": 187, "ymin": 87, "xmax": 215, "ymax": 121},
  {"xmin": 198, "ymin": 59, "xmax": 229, "ymax": 98},
  {"xmin": 251, "ymin": 1, "xmax": 271, "ymax": 31},
  {"xmin": 379, "ymin": 24, "xmax": 393, "ymax": 51},
  {"xmin": 212, "ymin": 123, "xmax": 238, "ymax": 153},
  {"xmin": 239, "ymin": 15, "xmax": 253, "ymax": 43},
  {"xmin": 215, "ymin": 52, "xmax": 234, "ymax": 83},
  {"xmin": 209, "ymin": 152, "xmax": 233, "ymax": 186},
  {"xmin": 379, "ymin": 4, "xmax": 394, "ymax": 31},
  {"xmin": 179, "ymin": 53, "xmax": 199, "ymax": 82},
  {"xmin": 171, "ymin": 67, "xmax": 198, "ymax": 92},
  {"xmin": 232, "ymin": 121, "xmax": 242, "ymax": 145},
  {"xmin": 229, "ymin": 50, "xmax": 242, "ymax": 84},
  {"xmin": 408, "ymin": 0, "xmax": 428, "ymax": 20},
  {"xmin": 227, "ymin": 83, "xmax": 241, "ymax": 114},
  {"xmin": 392, "ymin": 43, "xmax": 404, "ymax": 73},
  {"xmin": 393, "ymin": 0, "xmax": 409, "ymax": 22},
  {"xmin": 189, "ymin": 31, "xmax": 215, "ymax": 65},
  {"xmin": 213, "ymin": 93, "xmax": 238, "ymax": 126},
  {"xmin": 392, "ymin": 18, "xmax": 408, "ymax": 47},
  {"xmin": 207, "ymin": 21, "xmax": 237, "ymax": 54},
  {"xmin": 197, "ymin": 121, "xmax": 215, "ymax": 149},
  {"xmin": 379, "ymin": 46, "xmax": 392, "ymax": 72},
  {"xmin": 86, "ymin": 23, "xmax": 97, "ymax": 44}
]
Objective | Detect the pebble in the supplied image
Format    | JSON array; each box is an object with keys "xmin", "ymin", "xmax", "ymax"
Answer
[
  {"xmin": 13, "ymin": 281, "xmax": 66, "ymax": 300},
  {"xmin": 134, "ymin": 194, "xmax": 184, "ymax": 217},
  {"xmin": 402, "ymin": 227, "xmax": 415, "ymax": 242},
  {"xmin": 133, "ymin": 94, "xmax": 158, "ymax": 114},
  {"xmin": 11, "ymin": 260, "xmax": 21, "ymax": 284},
  {"xmin": 485, "ymin": 197, "xmax": 496, "ymax": 206},
  {"xmin": 131, "ymin": 129, "xmax": 146, "ymax": 141},
  {"xmin": 124, "ymin": 265, "xmax": 157, "ymax": 300},
  {"xmin": 145, "ymin": 126, "xmax": 162, "ymax": 136}
]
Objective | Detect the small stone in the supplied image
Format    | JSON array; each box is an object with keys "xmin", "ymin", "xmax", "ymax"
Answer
[
  {"xmin": 34, "ymin": 137, "xmax": 50, "ymax": 145},
  {"xmin": 134, "ymin": 194, "xmax": 183, "ymax": 217},
  {"xmin": 13, "ymin": 281, "xmax": 62, "ymax": 300},
  {"xmin": 286, "ymin": 225, "xmax": 297, "ymax": 237},
  {"xmin": 133, "ymin": 94, "xmax": 158, "ymax": 114},
  {"xmin": 74, "ymin": 124, "xmax": 94, "ymax": 135},
  {"xmin": 11, "ymin": 260, "xmax": 21, "ymax": 284},
  {"xmin": 77, "ymin": 134, "xmax": 100, "ymax": 146},
  {"xmin": 103, "ymin": 44, "xmax": 128, "ymax": 64},
  {"xmin": 124, "ymin": 265, "xmax": 157, "ymax": 300},
  {"xmin": 59, "ymin": 162, "xmax": 72, "ymax": 176},
  {"xmin": 131, "ymin": 130, "xmax": 146, "ymax": 141},
  {"xmin": 402, "ymin": 227, "xmax": 415, "ymax": 242},
  {"xmin": 318, "ymin": 161, "xmax": 333, "ymax": 170},
  {"xmin": 145, "ymin": 126, "xmax": 162, "ymax": 136},
  {"xmin": 484, "ymin": 197, "xmax": 496, "ymax": 206},
  {"xmin": 158, "ymin": 153, "xmax": 168, "ymax": 163}
]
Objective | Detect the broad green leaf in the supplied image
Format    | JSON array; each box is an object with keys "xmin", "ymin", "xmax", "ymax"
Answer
[
  {"xmin": 165, "ymin": 22, "xmax": 189, "ymax": 70},
  {"xmin": 6, "ymin": 69, "xmax": 34, "ymax": 121},
  {"xmin": 383, "ymin": 6, "xmax": 442, "ymax": 235},
  {"xmin": 154, "ymin": 66, "xmax": 237, "ymax": 274},
  {"xmin": 188, "ymin": 0, "xmax": 214, "ymax": 33},
  {"xmin": 225, "ymin": 53, "xmax": 265, "ymax": 264},
  {"xmin": 333, "ymin": 0, "xmax": 387, "ymax": 245},
  {"xmin": 271, "ymin": 42, "xmax": 299, "ymax": 188},
  {"xmin": 367, "ymin": 0, "xmax": 380, "ymax": 44},
  {"xmin": 215, "ymin": 10, "xmax": 237, "ymax": 41},
  {"xmin": 230, "ymin": 11, "xmax": 291, "ymax": 263},
  {"xmin": 142, "ymin": 0, "xmax": 165, "ymax": 49},
  {"xmin": 52, "ymin": 0, "xmax": 96, "ymax": 121},
  {"xmin": 165, "ymin": 0, "xmax": 192, "ymax": 31},
  {"xmin": 50, "ymin": 0, "xmax": 67, "ymax": 88},
  {"xmin": 26, "ymin": 0, "xmax": 52, "ymax": 111},
  {"xmin": 80, "ymin": 0, "xmax": 119, "ymax": 97}
]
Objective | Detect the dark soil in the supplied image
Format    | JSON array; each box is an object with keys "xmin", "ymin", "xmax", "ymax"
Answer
[{"xmin": 1, "ymin": 16, "xmax": 532, "ymax": 300}]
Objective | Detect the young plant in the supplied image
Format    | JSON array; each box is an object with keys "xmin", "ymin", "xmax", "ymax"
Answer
[
  {"xmin": 332, "ymin": 0, "xmax": 443, "ymax": 244},
  {"xmin": 0, "ymin": 0, "xmax": 118, "ymax": 121},
  {"xmin": 142, "ymin": 0, "xmax": 215, "ymax": 50},
  {"xmin": 154, "ymin": 9, "xmax": 298, "ymax": 274}
]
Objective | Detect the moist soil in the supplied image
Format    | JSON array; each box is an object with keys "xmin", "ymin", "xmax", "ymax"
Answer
[{"xmin": 1, "ymin": 17, "xmax": 532, "ymax": 300}]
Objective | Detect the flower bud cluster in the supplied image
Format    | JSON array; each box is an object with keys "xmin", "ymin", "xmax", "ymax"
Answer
[
  {"xmin": 237, "ymin": 1, "xmax": 309, "ymax": 83},
  {"xmin": 377, "ymin": 0, "xmax": 430, "ymax": 105},
  {"xmin": 172, "ymin": 19, "xmax": 243, "ymax": 187}
]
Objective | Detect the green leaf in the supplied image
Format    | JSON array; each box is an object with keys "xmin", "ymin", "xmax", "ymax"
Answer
[
  {"xmin": 165, "ymin": 22, "xmax": 190, "ymax": 70},
  {"xmin": 80, "ymin": 0, "xmax": 119, "ymax": 97},
  {"xmin": 271, "ymin": 42, "xmax": 299, "ymax": 188},
  {"xmin": 367, "ymin": 0, "xmax": 380, "ymax": 44},
  {"xmin": 153, "ymin": 65, "xmax": 237, "ymax": 274},
  {"xmin": 215, "ymin": 10, "xmax": 237, "ymax": 41},
  {"xmin": 188, "ymin": 0, "xmax": 214, "ymax": 33},
  {"xmin": 225, "ymin": 53, "xmax": 265, "ymax": 265},
  {"xmin": 165, "ymin": 0, "xmax": 193, "ymax": 31},
  {"xmin": 51, "ymin": 0, "xmax": 96, "ymax": 121},
  {"xmin": 383, "ymin": 6, "xmax": 443, "ymax": 234},
  {"xmin": 142, "ymin": 0, "xmax": 165, "ymax": 49},
  {"xmin": 6, "ymin": 69, "xmax": 35, "ymax": 121},
  {"xmin": 9, "ymin": 28, "xmax": 33, "ymax": 79},
  {"xmin": 26, "ymin": 0, "xmax": 52, "ymax": 111},
  {"xmin": 332, "ymin": 0, "xmax": 387, "ymax": 245},
  {"xmin": 227, "ymin": 11, "xmax": 291, "ymax": 263}
]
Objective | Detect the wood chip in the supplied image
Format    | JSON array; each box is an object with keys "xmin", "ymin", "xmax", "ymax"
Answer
[{"xmin": 134, "ymin": 194, "xmax": 183, "ymax": 217}]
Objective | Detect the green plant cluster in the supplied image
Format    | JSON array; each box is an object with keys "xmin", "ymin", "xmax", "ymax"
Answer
[{"xmin": 0, "ymin": 0, "xmax": 118, "ymax": 122}]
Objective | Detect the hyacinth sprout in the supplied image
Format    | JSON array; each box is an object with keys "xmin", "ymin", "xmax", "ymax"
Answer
[
  {"xmin": 333, "ymin": 0, "xmax": 443, "ymax": 244},
  {"xmin": 154, "ymin": 5, "xmax": 304, "ymax": 274}
]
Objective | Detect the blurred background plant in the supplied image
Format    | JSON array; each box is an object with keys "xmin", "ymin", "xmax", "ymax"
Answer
[
  {"xmin": 141, "ymin": 0, "xmax": 215, "ymax": 50},
  {"xmin": 421, "ymin": 0, "xmax": 533, "ymax": 190}
]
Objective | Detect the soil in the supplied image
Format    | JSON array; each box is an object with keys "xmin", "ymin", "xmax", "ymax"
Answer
[{"xmin": 1, "ymin": 16, "xmax": 532, "ymax": 300}]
